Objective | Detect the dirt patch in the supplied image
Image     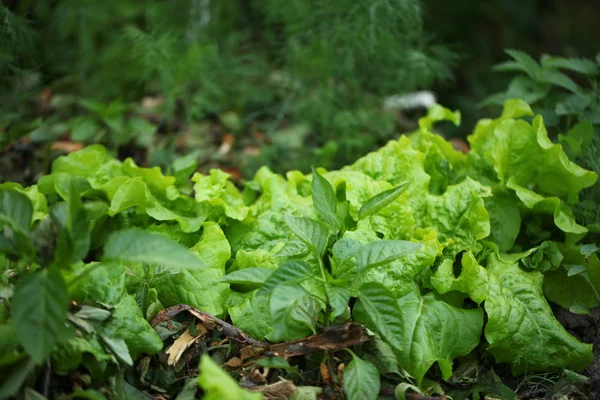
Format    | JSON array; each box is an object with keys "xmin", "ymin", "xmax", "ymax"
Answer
[{"xmin": 555, "ymin": 307, "xmax": 600, "ymax": 398}]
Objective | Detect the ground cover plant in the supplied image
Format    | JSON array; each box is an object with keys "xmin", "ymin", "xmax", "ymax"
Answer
[{"xmin": 1, "ymin": 99, "xmax": 599, "ymax": 399}]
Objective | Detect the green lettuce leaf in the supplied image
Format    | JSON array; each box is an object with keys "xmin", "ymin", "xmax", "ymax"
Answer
[
  {"xmin": 150, "ymin": 222, "xmax": 230, "ymax": 316},
  {"xmin": 484, "ymin": 253, "xmax": 593, "ymax": 374},
  {"xmin": 193, "ymin": 169, "xmax": 249, "ymax": 222},
  {"xmin": 430, "ymin": 251, "xmax": 489, "ymax": 304},
  {"xmin": 98, "ymin": 294, "xmax": 162, "ymax": 359},
  {"xmin": 227, "ymin": 291, "xmax": 272, "ymax": 339}
]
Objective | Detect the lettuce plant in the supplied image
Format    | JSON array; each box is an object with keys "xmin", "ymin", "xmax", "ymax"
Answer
[{"xmin": 1, "ymin": 99, "xmax": 598, "ymax": 398}]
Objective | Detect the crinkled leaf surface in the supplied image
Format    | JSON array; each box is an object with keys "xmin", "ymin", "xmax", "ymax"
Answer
[
  {"xmin": 484, "ymin": 254, "xmax": 593, "ymax": 374},
  {"xmin": 431, "ymin": 251, "xmax": 489, "ymax": 304},
  {"xmin": 151, "ymin": 223, "xmax": 230, "ymax": 316},
  {"xmin": 98, "ymin": 294, "xmax": 162, "ymax": 359}
]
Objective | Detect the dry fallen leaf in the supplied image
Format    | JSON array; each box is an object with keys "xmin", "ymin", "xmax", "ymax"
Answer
[
  {"xmin": 224, "ymin": 357, "xmax": 244, "ymax": 368},
  {"xmin": 165, "ymin": 323, "xmax": 208, "ymax": 366},
  {"xmin": 249, "ymin": 379, "xmax": 296, "ymax": 400},
  {"xmin": 51, "ymin": 141, "xmax": 84, "ymax": 153}
]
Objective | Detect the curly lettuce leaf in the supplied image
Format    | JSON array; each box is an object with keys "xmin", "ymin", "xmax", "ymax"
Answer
[
  {"xmin": 193, "ymin": 169, "xmax": 249, "ymax": 222},
  {"xmin": 484, "ymin": 253, "xmax": 593, "ymax": 374},
  {"xmin": 431, "ymin": 251, "xmax": 489, "ymax": 304},
  {"xmin": 149, "ymin": 223, "xmax": 230, "ymax": 316}
]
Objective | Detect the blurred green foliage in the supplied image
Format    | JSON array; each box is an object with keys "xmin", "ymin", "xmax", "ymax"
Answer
[{"xmin": 1, "ymin": 0, "xmax": 455, "ymax": 174}]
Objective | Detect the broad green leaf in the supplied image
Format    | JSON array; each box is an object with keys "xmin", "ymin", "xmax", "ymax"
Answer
[
  {"xmin": 284, "ymin": 215, "xmax": 330, "ymax": 257},
  {"xmin": 11, "ymin": 269, "xmax": 70, "ymax": 363},
  {"xmin": 357, "ymin": 240, "xmax": 422, "ymax": 274},
  {"xmin": 99, "ymin": 335, "xmax": 133, "ymax": 367},
  {"xmin": 268, "ymin": 283, "xmax": 319, "ymax": 341},
  {"xmin": 98, "ymin": 294, "xmax": 162, "ymax": 359},
  {"xmin": 0, "ymin": 189, "xmax": 33, "ymax": 234},
  {"xmin": 258, "ymin": 260, "xmax": 314, "ymax": 296},
  {"xmin": 539, "ymin": 70, "xmax": 581, "ymax": 93},
  {"xmin": 559, "ymin": 121, "xmax": 594, "ymax": 159},
  {"xmin": 358, "ymin": 182, "xmax": 410, "ymax": 220},
  {"xmin": 355, "ymin": 283, "xmax": 404, "ymax": 349},
  {"xmin": 343, "ymin": 352, "xmax": 380, "ymax": 400},
  {"xmin": 355, "ymin": 284, "xmax": 483, "ymax": 385},
  {"xmin": 50, "ymin": 178, "xmax": 91, "ymax": 266},
  {"xmin": 103, "ymin": 228, "xmax": 205, "ymax": 269},
  {"xmin": 484, "ymin": 194, "xmax": 521, "ymax": 252},
  {"xmin": 68, "ymin": 262, "xmax": 127, "ymax": 305},
  {"xmin": 484, "ymin": 254, "xmax": 593, "ymax": 374},
  {"xmin": 326, "ymin": 283, "xmax": 351, "ymax": 319},
  {"xmin": 151, "ymin": 267, "xmax": 228, "ymax": 317},
  {"xmin": 220, "ymin": 268, "xmax": 273, "ymax": 288},
  {"xmin": 311, "ymin": 167, "xmax": 342, "ymax": 231},
  {"xmin": 197, "ymin": 355, "xmax": 262, "ymax": 400},
  {"xmin": 544, "ymin": 253, "xmax": 600, "ymax": 314},
  {"xmin": 227, "ymin": 291, "xmax": 272, "ymax": 339},
  {"xmin": 430, "ymin": 251, "xmax": 489, "ymax": 304},
  {"xmin": 69, "ymin": 116, "xmax": 100, "ymax": 141}
]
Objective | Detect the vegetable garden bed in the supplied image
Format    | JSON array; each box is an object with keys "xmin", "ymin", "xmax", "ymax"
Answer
[{"xmin": 1, "ymin": 100, "xmax": 599, "ymax": 399}]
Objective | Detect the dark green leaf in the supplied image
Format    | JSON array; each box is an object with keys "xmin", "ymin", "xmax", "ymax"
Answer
[
  {"xmin": 501, "ymin": 49, "xmax": 542, "ymax": 78},
  {"xmin": 255, "ymin": 356, "xmax": 293, "ymax": 369},
  {"xmin": 220, "ymin": 268, "xmax": 273, "ymax": 288},
  {"xmin": 258, "ymin": 260, "xmax": 314, "ymax": 296},
  {"xmin": 326, "ymin": 284, "xmax": 351, "ymax": 319},
  {"xmin": 51, "ymin": 179, "xmax": 91, "ymax": 266},
  {"xmin": 103, "ymin": 228, "xmax": 205, "ymax": 269},
  {"xmin": 541, "ymin": 55, "xmax": 600, "ymax": 76},
  {"xmin": 269, "ymin": 283, "xmax": 319, "ymax": 341},
  {"xmin": 0, "ymin": 189, "xmax": 33, "ymax": 234},
  {"xmin": 311, "ymin": 167, "xmax": 342, "ymax": 231},
  {"xmin": 98, "ymin": 335, "xmax": 133, "ymax": 367},
  {"xmin": 284, "ymin": 215, "xmax": 330, "ymax": 257},
  {"xmin": 539, "ymin": 70, "xmax": 580, "ymax": 93},
  {"xmin": 357, "ymin": 240, "xmax": 422, "ymax": 274},
  {"xmin": 358, "ymin": 182, "xmax": 410, "ymax": 220},
  {"xmin": 0, "ymin": 358, "xmax": 36, "ymax": 399},
  {"xmin": 12, "ymin": 269, "xmax": 70, "ymax": 363},
  {"xmin": 355, "ymin": 282, "xmax": 403, "ymax": 350},
  {"xmin": 343, "ymin": 352, "xmax": 380, "ymax": 400}
]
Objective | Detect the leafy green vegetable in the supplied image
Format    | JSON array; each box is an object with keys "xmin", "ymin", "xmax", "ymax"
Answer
[
  {"xmin": 484, "ymin": 254, "xmax": 593, "ymax": 374},
  {"xmin": 358, "ymin": 182, "xmax": 410, "ymax": 220},
  {"xmin": 103, "ymin": 228, "xmax": 205, "ymax": 269},
  {"xmin": 343, "ymin": 351, "xmax": 381, "ymax": 400},
  {"xmin": 355, "ymin": 283, "xmax": 483, "ymax": 384},
  {"xmin": 11, "ymin": 269, "xmax": 70, "ymax": 363}
]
